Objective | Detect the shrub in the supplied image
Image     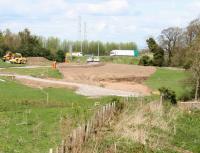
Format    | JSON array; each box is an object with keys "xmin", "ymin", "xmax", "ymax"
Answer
[
  {"xmin": 183, "ymin": 61, "xmax": 192, "ymax": 69},
  {"xmin": 159, "ymin": 87, "xmax": 177, "ymax": 105},
  {"xmin": 0, "ymin": 48, "xmax": 5, "ymax": 57},
  {"xmin": 139, "ymin": 55, "xmax": 152, "ymax": 66},
  {"xmin": 180, "ymin": 91, "xmax": 194, "ymax": 101},
  {"xmin": 55, "ymin": 50, "xmax": 65, "ymax": 62},
  {"xmin": 153, "ymin": 47, "xmax": 164, "ymax": 66},
  {"xmin": 111, "ymin": 97, "xmax": 124, "ymax": 112}
]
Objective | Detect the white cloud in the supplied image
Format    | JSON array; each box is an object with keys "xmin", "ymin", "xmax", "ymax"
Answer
[
  {"xmin": 0, "ymin": 0, "xmax": 200, "ymax": 48},
  {"xmin": 87, "ymin": 0, "xmax": 128, "ymax": 14}
]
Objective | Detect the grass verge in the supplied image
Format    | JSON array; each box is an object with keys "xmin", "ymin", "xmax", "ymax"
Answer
[
  {"xmin": 0, "ymin": 59, "xmax": 25, "ymax": 68},
  {"xmin": 100, "ymin": 56, "xmax": 140, "ymax": 65},
  {"xmin": 0, "ymin": 77, "xmax": 112, "ymax": 153},
  {"xmin": 70, "ymin": 56, "xmax": 140, "ymax": 65},
  {"xmin": 172, "ymin": 110, "xmax": 200, "ymax": 153},
  {"xmin": 0, "ymin": 67, "xmax": 63, "ymax": 79},
  {"xmin": 145, "ymin": 68, "xmax": 191, "ymax": 98}
]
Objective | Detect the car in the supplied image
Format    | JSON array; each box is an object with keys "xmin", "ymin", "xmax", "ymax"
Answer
[
  {"xmin": 87, "ymin": 56, "xmax": 94, "ymax": 63},
  {"xmin": 93, "ymin": 57, "xmax": 100, "ymax": 62}
]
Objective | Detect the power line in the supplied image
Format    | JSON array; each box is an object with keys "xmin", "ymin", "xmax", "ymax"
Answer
[
  {"xmin": 84, "ymin": 22, "xmax": 87, "ymax": 41},
  {"xmin": 78, "ymin": 16, "xmax": 82, "ymax": 54}
]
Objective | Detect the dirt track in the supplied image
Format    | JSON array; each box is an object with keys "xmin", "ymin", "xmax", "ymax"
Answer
[
  {"xmin": 58, "ymin": 63, "xmax": 156, "ymax": 95},
  {"xmin": 0, "ymin": 73, "xmax": 140, "ymax": 97}
]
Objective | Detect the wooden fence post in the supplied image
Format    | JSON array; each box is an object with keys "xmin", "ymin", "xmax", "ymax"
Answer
[
  {"xmin": 60, "ymin": 140, "xmax": 65, "ymax": 153},
  {"xmin": 68, "ymin": 134, "xmax": 73, "ymax": 152},
  {"xmin": 71, "ymin": 130, "xmax": 77, "ymax": 153},
  {"xmin": 102, "ymin": 106, "xmax": 105, "ymax": 123},
  {"xmin": 56, "ymin": 147, "xmax": 59, "ymax": 153},
  {"xmin": 49, "ymin": 102, "xmax": 119, "ymax": 153},
  {"xmin": 49, "ymin": 148, "xmax": 53, "ymax": 153},
  {"xmin": 85, "ymin": 121, "xmax": 89, "ymax": 141}
]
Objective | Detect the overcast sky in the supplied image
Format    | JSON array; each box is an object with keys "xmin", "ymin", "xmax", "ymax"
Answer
[{"xmin": 0, "ymin": 0, "xmax": 200, "ymax": 48}]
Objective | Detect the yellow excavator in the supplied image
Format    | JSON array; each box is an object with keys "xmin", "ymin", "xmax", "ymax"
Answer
[{"xmin": 2, "ymin": 51, "xmax": 27, "ymax": 64}]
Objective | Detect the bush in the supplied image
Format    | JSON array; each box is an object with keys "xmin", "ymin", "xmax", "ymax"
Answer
[
  {"xmin": 139, "ymin": 55, "xmax": 152, "ymax": 66},
  {"xmin": 111, "ymin": 97, "xmax": 124, "ymax": 112},
  {"xmin": 159, "ymin": 87, "xmax": 177, "ymax": 105},
  {"xmin": 183, "ymin": 61, "xmax": 192, "ymax": 69},
  {"xmin": 55, "ymin": 50, "xmax": 65, "ymax": 62},
  {"xmin": 0, "ymin": 48, "xmax": 5, "ymax": 57},
  {"xmin": 180, "ymin": 91, "xmax": 194, "ymax": 101},
  {"xmin": 153, "ymin": 47, "xmax": 164, "ymax": 66}
]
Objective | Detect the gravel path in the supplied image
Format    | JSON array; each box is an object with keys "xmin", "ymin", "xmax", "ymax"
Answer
[{"xmin": 0, "ymin": 73, "xmax": 140, "ymax": 97}]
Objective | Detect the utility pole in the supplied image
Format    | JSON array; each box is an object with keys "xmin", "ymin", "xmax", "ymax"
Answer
[
  {"xmin": 98, "ymin": 41, "xmax": 100, "ymax": 57},
  {"xmin": 84, "ymin": 22, "xmax": 87, "ymax": 41},
  {"xmin": 84, "ymin": 22, "xmax": 87, "ymax": 53},
  {"xmin": 119, "ymin": 43, "xmax": 121, "ymax": 50},
  {"xmin": 69, "ymin": 44, "xmax": 73, "ymax": 61},
  {"xmin": 79, "ymin": 16, "xmax": 83, "ymax": 54}
]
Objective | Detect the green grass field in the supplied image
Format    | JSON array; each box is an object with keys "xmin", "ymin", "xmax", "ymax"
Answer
[
  {"xmin": 0, "ymin": 59, "xmax": 25, "ymax": 68},
  {"xmin": 145, "ymin": 68, "xmax": 191, "ymax": 98},
  {"xmin": 100, "ymin": 56, "xmax": 140, "ymax": 65},
  {"xmin": 0, "ymin": 67, "xmax": 62, "ymax": 79},
  {"xmin": 172, "ymin": 110, "xmax": 200, "ymax": 153},
  {"xmin": 71, "ymin": 56, "xmax": 140, "ymax": 65},
  {"xmin": 0, "ymin": 77, "xmax": 112, "ymax": 153}
]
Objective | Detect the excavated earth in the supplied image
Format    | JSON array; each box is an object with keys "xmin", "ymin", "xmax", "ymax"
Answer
[{"xmin": 58, "ymin": 63, "xmax": 156, "ymax": 95}]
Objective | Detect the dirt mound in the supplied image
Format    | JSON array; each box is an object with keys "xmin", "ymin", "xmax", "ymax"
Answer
[{"xmin": 26, "ymin": 57, "xmax": 52, "ymax": 66}]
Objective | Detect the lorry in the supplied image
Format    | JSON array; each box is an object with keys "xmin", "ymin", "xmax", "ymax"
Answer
[{"xmin": 110, "ymin": 50, "xmax": 139, "ymax": 57}]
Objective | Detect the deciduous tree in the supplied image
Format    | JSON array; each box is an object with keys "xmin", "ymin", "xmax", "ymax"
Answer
[{"xmin": 159, "ymin": 27, "xmax": 182, "ymax": 64}]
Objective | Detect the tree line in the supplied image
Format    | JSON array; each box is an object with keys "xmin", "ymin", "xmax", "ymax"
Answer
[
  {"xmin": 141, "ymin": 17, "xmax": 200, "ymax": 101},
  {"xmin": 142, "ymin": 18, "xmax": 200, "ymax": 68},
  {"xmin": 0, "ymin": 28, "xmax": 137, "ymax": 62}
]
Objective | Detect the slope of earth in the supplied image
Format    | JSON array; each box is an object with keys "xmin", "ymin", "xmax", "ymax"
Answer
[{"xmin": 26, "ymin": 57, "xmax": 52, "ymax": 66}]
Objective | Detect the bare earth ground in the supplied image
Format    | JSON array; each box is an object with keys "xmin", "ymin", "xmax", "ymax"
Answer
[
  {"xmin": 0, "ymin": 62, "xmax": 156, "ymax": 97},
  {"xmin": 58, "ymin": 63, "xmax": 156, "ymax": 95},
  {"xmin": 26, "ymin": 57, "xmax": 52, "ymax": 66}
]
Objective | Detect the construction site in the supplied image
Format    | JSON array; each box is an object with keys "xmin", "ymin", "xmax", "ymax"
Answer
[
  {"xmin": 0, "ymin": 48, "xmax": 199, "ymax": 153},
  {"xmin": 0, "ymin": 55, "xmax": 155, "ymax": 97},
  {"xmin": 0, "ymin": 1, "xmax": 200, "ymax": 152}
]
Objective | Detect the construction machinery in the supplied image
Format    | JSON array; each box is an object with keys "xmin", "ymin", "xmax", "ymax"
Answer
[{"xmin": 2, "ymin": 52, "xmax": 27, "ymax": 64}]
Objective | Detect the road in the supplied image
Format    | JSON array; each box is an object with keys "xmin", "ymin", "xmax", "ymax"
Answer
[{"xmin": 0, "ymin": 73, "xmax": 140, "ymax": 97}]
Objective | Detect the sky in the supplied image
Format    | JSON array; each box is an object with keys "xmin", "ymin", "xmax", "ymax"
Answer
[{"xmin": 0, "ymin": 0, "xmax": 200, "ymax": 48}]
